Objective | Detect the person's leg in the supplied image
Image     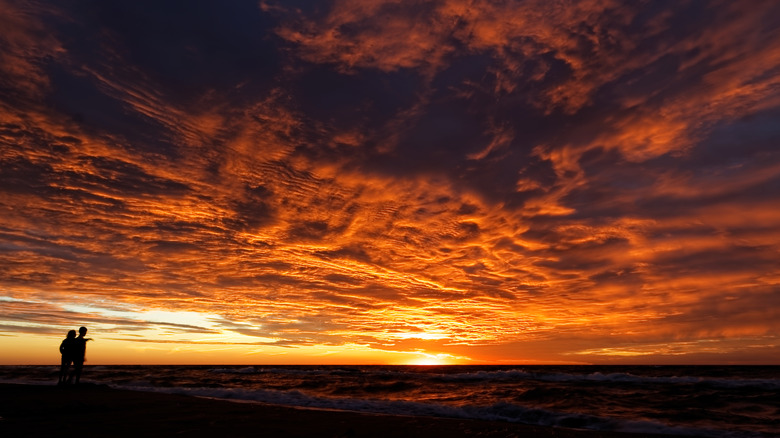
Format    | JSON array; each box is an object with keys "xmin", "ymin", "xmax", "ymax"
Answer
[
  {"xmin": 72, "ymin": 360, "xmax": 83, "ymax": 384},
  {"xmin": 58, "ymin": 358, "xmax": 69, "ymax": 385}
]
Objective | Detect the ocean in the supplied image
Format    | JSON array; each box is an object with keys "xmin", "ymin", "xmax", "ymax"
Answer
[{"xmin": 1, "ymin": 365, "xmax": 777, "ymax": 437}]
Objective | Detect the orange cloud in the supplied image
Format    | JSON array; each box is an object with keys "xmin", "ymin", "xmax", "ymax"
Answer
[{"xmin": 1, "ymin": 0, "xmax": 779, "ymax": 364}]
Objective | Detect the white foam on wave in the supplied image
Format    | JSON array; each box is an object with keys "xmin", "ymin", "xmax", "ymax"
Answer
[{"xmin": 0, "ymin": 378, "xmax": 52, "ymax": 386}]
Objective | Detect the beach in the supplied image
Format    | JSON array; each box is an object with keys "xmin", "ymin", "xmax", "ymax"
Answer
[{"xmin": 0, "ymin": 383, "xmax": 692, "ymax": 438}]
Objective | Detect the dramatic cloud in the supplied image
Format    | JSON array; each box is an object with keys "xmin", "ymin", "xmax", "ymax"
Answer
[{"xmin": 1, "ymin": 0, "xmax": 779, "ymax": 364}]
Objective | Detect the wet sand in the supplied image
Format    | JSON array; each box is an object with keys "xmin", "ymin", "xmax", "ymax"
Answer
[{"xmin": 0, "ymin": 383, "xmax": 686, "ymax": 438}]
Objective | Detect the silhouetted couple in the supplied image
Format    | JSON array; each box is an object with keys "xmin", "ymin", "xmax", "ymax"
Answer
[{"xmin": 58, "ymin": 326, "xmax": 91, "ymax": 385}]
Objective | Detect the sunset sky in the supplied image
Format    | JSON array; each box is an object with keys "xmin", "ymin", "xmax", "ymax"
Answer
[{"xmin": 1, "ymin": 0, "xmax": 779, "ymax": 365}]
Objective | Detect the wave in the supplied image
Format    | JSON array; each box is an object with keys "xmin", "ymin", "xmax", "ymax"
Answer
[
  {"xmin": 208, "ymin": 367, "xmax": 361, "ymax": 376},
  {"xmin": 0, "ymin": 378, "xmax": 52, "ymax": 386},
  {"xmin": 209, "ymin": 367, "xmax": 264, "ymax": 375},
  {"xmin": 1, "ymin": 365, "xmax": 775, "ymax": 437},
  {"xmin": 114, "ymin": 384, "xmax": 761, "ymax": 438},
  {"xmin": 435, "ymin": 369, "xmax": 780, "ymax": 390},
  {"xmin": 207, "ymin": 366, "xmax": 780, "ymax": 391}
]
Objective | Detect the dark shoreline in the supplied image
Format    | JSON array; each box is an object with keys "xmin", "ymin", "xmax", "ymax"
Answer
[{"xmin": 0, "ymin": 383, "xmax": 693, "ymax": 438}]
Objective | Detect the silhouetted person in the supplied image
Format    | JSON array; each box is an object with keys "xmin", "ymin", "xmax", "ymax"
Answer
[
  {"xmin": 69, "ymin": 326, "xmax": 90, "ymax": 385},
  {"xmin": 58, "ymin": 330, "xmax": 77, "ymax": 385}
]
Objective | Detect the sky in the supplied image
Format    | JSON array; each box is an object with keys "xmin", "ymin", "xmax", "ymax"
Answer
[{"xmin": 1, "ymin": 0, "xmax": 779, "ymax": 365}]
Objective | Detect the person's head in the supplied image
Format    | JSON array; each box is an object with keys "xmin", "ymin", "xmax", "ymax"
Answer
[
  {"xmin": 67, "ymin": 330, "xmax": 76, "ymax": 339},
  {"xmin": 78, "ymin": 326, "xmax": 87, "ymax": 336}
]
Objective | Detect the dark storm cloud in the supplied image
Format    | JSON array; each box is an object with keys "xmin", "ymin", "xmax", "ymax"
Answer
[{"xmin": 53, "ymin": 0, "xmax": 281, "ymax": 100}]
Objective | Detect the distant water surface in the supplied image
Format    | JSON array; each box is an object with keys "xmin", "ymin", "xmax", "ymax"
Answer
[{"xmin": 2, "ymin": 365, "xmax": 777, "ymax": 437}]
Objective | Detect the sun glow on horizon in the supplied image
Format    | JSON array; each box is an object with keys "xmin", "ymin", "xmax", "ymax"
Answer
[
  {"xmin": 407, "ymin": 358, "xmax": 447, "ymax": 366},
  {"xmin": 404, "ymin": 352, "xmax": 464, "ymax": 366}
]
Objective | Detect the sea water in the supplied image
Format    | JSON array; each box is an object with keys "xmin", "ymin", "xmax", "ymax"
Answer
[{"xmin": 1, "ymin": 365, "xmax": 777, "ymax": 437}]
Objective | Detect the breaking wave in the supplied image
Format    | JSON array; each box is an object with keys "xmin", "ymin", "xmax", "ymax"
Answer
[{"xmin": 117, "ymin": 384, "xmax": 758, "ymax": 438}]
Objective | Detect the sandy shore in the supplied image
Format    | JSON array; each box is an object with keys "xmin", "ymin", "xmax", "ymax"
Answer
[{"xmin": 0, "ymin": 383, "xmax": 687, "ymax": 438}]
